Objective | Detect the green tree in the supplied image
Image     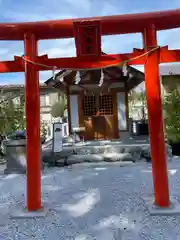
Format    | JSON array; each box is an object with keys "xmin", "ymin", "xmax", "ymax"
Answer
[
  {"xmin": 163, "ymin": 89, "xmax": 180, "ymax": 142},
  {"xmin": 128, "ymin": 89, "xmax": 147, "ymax": 120},
  {"xmin": 0, "ymin": 90, "xmax": 50, "ymax": 138},
  {"xmin": 135, "ymin": 90, "xmax": 146, "ymax": 120},
  {"xmin": 51, "ymin": 95, "xmax": 67, "ymax": 120},
  {"xmin": 40, "ymin": 118, "xmax": 47, "ymax": 138},
  {"xmin": 0, "ymin": 95, "xmax": 25, "ymax": 135}
]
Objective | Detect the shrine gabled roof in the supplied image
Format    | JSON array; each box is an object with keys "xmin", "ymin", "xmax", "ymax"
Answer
[{"xmin": 45, "ymin": 64, "xmax": 144, "ymax": 91}]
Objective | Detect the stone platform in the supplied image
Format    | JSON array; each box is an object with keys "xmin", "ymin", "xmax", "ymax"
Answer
[{"xmin": 42, "ymin": 137, "xmax": 172, "ymax": 166}]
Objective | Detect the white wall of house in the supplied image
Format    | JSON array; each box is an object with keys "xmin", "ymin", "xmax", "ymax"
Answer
[
  {"xmin": 116, "ymin": 92, "xmax": 130, "ymax": 138},
  {"xmin": 69, "ymin": 95, "xmax": 79, "ymax": 130},
  {"xmin": 40, "ymin": 92, "xmax": 63, "ymax": 138}
]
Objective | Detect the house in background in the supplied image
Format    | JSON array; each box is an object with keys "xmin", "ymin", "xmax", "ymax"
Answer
[
  {"xmin": 129, "ymin": 63, "xmax": 180, "ymax": 120},
  {"xmin": 134, "ymin": 63, "xmax": 180, "ymax": 94},
  {"xmin": 160, "ymin": 63, "xmax": 180, "ymax": 95},
  {"xmin": 0, "ymin": 84, "xmax": 62, "ymax": 138}
]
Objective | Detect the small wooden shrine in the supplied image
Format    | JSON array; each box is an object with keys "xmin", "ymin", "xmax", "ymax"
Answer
[{"xmin": 45, "ymin": 64, "xmax": 144, "ymax": 141}]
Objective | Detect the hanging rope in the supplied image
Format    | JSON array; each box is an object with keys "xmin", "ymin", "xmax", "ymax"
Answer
[{"xmin": 21, "ymin": 46, "xmax": 160, "ymax": 71}]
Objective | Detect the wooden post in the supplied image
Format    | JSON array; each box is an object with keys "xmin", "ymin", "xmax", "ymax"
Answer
[
  {"xmin": 124, "ymin": 81, "xmax": 129, "ymax": 133},
  {"xmin": 143, "ymin": 25, "xmax": 170, "ymax": 207},
  {"xmin": 24, "ymin": 33, "xmax": 41, "ymax": 211},
  {"xmin": 66, "ymin": 87, "xmax": 72, "ymax": 134}
]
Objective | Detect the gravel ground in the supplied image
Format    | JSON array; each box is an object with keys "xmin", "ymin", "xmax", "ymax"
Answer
[{"xmin": 0, "ymin": 159, "xmax": 180, "ymax": 239}]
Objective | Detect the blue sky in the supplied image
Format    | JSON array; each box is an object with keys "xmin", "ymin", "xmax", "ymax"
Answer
[{"xmin": 0, "ymin": 0, "xmax": 180, "ymax": 85}]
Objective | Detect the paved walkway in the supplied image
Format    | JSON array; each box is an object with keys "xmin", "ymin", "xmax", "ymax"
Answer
[{"xmin": 0, "ymin": 160, "xmax": 180, "ymax": 239}]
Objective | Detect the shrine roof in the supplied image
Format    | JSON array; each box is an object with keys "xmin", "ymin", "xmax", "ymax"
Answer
[{"xmin": 45, "ymin": 65, "xmax": 144, "ymax": 91}]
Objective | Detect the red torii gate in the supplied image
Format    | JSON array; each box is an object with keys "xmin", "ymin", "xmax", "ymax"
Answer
[{"xmin": 1, "ymin": 9, "xmax": 180, "ymax": 212}]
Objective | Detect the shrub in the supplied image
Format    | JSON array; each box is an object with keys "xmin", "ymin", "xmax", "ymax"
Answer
[{"xmin": 163, "ymin": 89, "xmax": 180, "ymax": 142}]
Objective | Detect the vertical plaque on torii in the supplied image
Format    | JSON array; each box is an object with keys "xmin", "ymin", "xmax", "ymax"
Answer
[{"xmin": 73, "ymin": 20, "xmax": 101, "ymax": 59}]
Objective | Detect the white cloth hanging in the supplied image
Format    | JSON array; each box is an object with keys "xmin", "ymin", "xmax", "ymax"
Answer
[
  {"xmin": 75, "ymin": 71, "xmax": 81, "ymax": 84},
  {"xmin": 52, "ymin": 66, "xmax": 58, "ymax": 80},
  {"xmin": 122, "ymin": 63, "xmax": 128, "ymax": 76},
  {"xmin": 98, "ymin": 69, "xmax": 104, "ymax": 87}
]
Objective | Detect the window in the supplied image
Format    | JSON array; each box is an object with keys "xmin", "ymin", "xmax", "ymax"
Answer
[
  {"xmin": 45, "ymin": 95, "xmax": 50, "ymax": 105},
  {"xmin": 40, "ymin": 94, "xmax": 50, "ymax": 106},
  {"xmin": 99, "ymin": 95, "xmax": 113, "ymax": 115},
  {"xmin": 49, "ymin": 93, "xmax": 59, "ymax": 105},
  {"xmin": 83, "ymin": 94, "xmax": 113, "ymax": 116},
  {"xmin": 40, "ymin": 95, "xmax": 46, "ymax": 106},
  {"xmin": 83, "ymin": 95, "xmax": 97, "ymax": 116}
]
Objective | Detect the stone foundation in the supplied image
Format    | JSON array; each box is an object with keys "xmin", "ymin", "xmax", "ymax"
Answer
[{"xmin": 42, "ymin": 138, "xmax": 172, "ymax": 166}]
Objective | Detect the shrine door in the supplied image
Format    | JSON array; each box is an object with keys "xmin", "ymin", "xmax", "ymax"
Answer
[{"xmin": 82, "ymin": 93, "xmax": 116, "ymax": 140}]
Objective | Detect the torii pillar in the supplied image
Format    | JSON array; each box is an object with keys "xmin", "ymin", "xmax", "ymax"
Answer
[
  {"xmin": 143, "ymin": 25, "xmax": 170, "ymax": 207},
  {"xmin": 24, "ymin": 33, "xmax": 42, "ymax": 211}
]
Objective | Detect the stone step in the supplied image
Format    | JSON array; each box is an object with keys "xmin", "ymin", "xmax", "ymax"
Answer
[
  {"xmin": 54, "ymin": 153, "xmax": 136, "ymax": 167},
  {"xmin": 42, "ymin": 143, "xmax": 172, "ymax": 165},
  {"xmin": 67, "ymin": 161, "xmax": 136, "ymax": 168},
  {"xmin": 66, "ymin": 153, "xmax": 134, "ymax": 165}
]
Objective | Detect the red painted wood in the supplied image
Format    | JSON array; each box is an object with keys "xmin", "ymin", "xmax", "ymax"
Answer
[
  {"xmin": 0, "ymin": 9, "xmax": 180, "ymax": 40},
  {"xmin": 0, "ymin": 48, "xmax": 180, "ymax": 73},
  {"xmin": 73, "ymin": 20, "xmax": 101, "ymax": 58},
  {"xmin": 24, "ymin": 33, "xmax": 41, "ymax": 211},
  {"xmin": 144, "ymin": 25, "xmax": 170, "ymax": 207}
]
